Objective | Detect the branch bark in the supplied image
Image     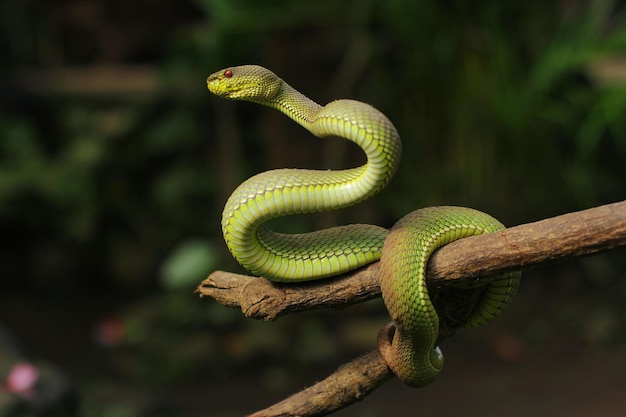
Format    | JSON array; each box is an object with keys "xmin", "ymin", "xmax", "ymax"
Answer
[{"xmin": 196, "ymin": 201, "xmax": 626, "ymax": 417}]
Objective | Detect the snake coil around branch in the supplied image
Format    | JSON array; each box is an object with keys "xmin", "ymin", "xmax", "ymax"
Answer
[{"xmin": 207, "ymin": 64, "xmax": 521, "ymax": 387}]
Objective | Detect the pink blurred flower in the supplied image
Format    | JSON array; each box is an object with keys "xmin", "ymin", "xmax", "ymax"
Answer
[{"xmin": 5, "ymin": 362, "xmax": 39, "ymax": 399}]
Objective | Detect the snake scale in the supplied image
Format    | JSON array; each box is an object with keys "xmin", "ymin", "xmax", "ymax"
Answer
[{"xmin": 207, "ymin": 65, "xmax": 520, "ymax": 387}]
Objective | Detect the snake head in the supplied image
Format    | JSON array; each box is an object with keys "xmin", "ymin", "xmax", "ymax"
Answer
[{"xmin": 206, "ymin": 65, "xmax": 283, "ymax": 102}]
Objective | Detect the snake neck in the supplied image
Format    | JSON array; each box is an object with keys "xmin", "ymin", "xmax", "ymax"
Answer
[{"xmin": 261, "ymin": 81, "xmax": 324, "ymax": 128}]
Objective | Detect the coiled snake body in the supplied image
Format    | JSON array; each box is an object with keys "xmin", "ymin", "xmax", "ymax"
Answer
[{"xmin": 207, "ymin": 65, "xmax": 520, "ymax": 387}]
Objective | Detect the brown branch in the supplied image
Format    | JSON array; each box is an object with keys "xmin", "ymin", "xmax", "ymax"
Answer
[
  {"xmin": 196, "ymin": 201, "xmax": 626, "ymax": 417},
  {"xmin": 198, "ymin": 200, "xmax": 626, "ymax": 320},
  {"xmin": 248, "ymin": 349, "xmax": 392, "ymax": 417},
  {"xmin": 197, "ymin": 262, "xmax": 381, "ymax": 321}
]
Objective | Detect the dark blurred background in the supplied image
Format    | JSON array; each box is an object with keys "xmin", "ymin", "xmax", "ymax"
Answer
[{"xmin": 1, "ymin": 1, "xmax": 626, "ymax": 416}]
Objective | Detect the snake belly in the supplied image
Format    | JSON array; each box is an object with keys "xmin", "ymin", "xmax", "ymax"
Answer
[{"xmin": 207, "ymin": 65, "xmax": 520, "ymax": 387}]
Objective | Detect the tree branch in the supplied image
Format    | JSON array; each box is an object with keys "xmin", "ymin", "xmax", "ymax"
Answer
[
  {"xmin": 197, "ymin": 200, "xmax": 626, "ymax": 320},
  {"xmin": 248, "ymin": 349, "xmax": 391, "ymax": 417},
  {"xmin": 196, "ymin": 201, "xmax": 626, "ymax": 417}
]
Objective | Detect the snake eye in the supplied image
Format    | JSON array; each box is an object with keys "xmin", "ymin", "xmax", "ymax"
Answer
[{"xmin": 224, "ymin": 69, "xmax": 233, "ymax": 78}]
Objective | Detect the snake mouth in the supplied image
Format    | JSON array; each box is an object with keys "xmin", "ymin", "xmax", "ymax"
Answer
[
  {"xmin": 206, "ymin": 76, "xmax": 230, "ymax": 97},
  {"xmin": 206, "ymin": 76, "xmax": 246, "ymax": 99}
]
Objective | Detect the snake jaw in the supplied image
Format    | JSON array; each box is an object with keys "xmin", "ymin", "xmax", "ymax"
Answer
[
  {"xmin": 206, "ymin": 75, "xmax": 228, "ymax": 98},
  {"xmin": 206, "ymin": 69, "xmax": 239, "ymax": 98}
]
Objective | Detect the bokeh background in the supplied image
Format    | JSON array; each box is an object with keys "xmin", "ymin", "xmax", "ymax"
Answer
[{"xmin": 1, "ymin": 1, "xmax": 626, "ymax": 416}]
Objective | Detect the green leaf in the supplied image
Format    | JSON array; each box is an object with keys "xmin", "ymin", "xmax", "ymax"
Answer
[{"xmin": 160, "ymin": 239, "xmax": 219, "ymax": 289}]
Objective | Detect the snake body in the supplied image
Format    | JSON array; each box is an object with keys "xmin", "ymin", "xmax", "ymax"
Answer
[{"xmin": 207, "ymin": 65, "xmax": 520, "ymax": 387}]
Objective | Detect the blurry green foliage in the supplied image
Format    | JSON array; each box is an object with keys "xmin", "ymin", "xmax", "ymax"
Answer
[{"xmin": 160, "ymin": 239, "xmax": 218, "ymax": 289}]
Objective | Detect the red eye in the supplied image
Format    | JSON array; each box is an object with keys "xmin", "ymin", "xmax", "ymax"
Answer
[{"xmin": 224, "ymin": 69, "xmax": 233, "ymax": 78}]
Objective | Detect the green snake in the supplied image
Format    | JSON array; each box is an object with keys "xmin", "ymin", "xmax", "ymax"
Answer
[{"xmin": 207, "ymin": 65, "xmax": 520, "ymax": 387}]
